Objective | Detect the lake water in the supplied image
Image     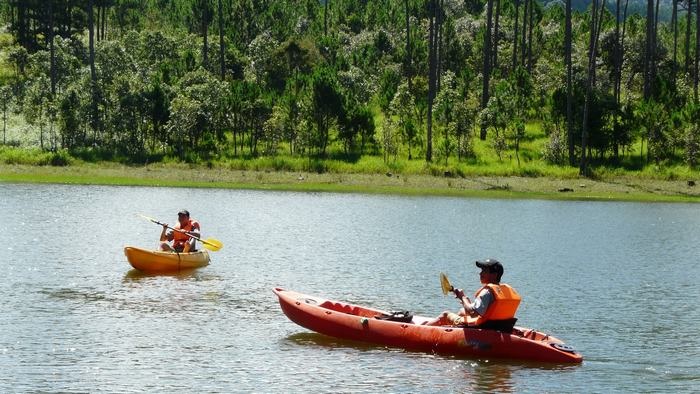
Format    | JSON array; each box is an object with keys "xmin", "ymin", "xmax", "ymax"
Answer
[{"xmin": 1, "ymin": 183, "xmax": 699, "ymax": 393}]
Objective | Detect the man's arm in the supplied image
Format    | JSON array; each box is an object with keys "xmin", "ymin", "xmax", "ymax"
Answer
[
  {"xmin": 470, "ymin": 289, "xmax": 493, "ymax": 316},
  {"xmin": 160, "ymin": 224, "xmax": 171, "ymax": 241},
  {"xmin": 454, "ymin": 289, "xmax": 477, "ymax": 316},
  {"xmin": 189, "ymin": 221, "xmax": 201, "ymax": 238},
  {"xmin": 455, "ymin": 288, "xmax": 492, "ymax": 316}
]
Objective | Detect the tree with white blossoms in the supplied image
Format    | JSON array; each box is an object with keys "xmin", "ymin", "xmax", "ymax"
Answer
[
  {"xmin": 166, "ymin": 68, "xmax": 228, "ymax": 160},
  {"xmin": 381, "ymin": 117, "xmax": 399, "ymax": 164},
  {"xmin": 23, "ymin": 75, "xmax": 53, "ymax": 150},
  {"xmin": 434, "ymin": 71, "xmax": 459, "ymax": 165},
  {"xmin": 682, "ymin": 102, "xmax": 700, "ymax": 167},
  {"xmin": 454, "ymin": 96, "xmax": 478, "ymax": 161},
  {"xmin": 390, "ymin": 81, "xmax": 418, "ymax": 159},
  {"xmin": 245, "ymin": 31, "xmax": 279, "ymax": 89},
  {"xmin": 263, "ymin": 104, "xmax": 288, "ymax": 156},
  {"xmin": 0, "ymin": 85, "xmax": 13, "ymax": 145},
  {"xmin": 483, "ymin": 68, "xmax": 533, "ymax": 165}
]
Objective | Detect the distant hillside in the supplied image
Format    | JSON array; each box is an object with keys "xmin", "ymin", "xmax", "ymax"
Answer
[{"xmin": 543, "ymin": 0, "xmax": 675, "ymax": 21}]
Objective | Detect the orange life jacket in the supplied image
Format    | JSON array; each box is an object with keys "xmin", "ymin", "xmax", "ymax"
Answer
[
  {"xmin": 466, "ymin": 283, "xmax": 521, "ymax": 326},
  {"xmin": 173, "ymin": 219, "xmax": 199, "ymax": 249}
]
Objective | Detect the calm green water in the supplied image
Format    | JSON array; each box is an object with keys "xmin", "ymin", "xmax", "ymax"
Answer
[{"xmin": 1, "ymin": 183, "xmax": 699, "ymax": 393}]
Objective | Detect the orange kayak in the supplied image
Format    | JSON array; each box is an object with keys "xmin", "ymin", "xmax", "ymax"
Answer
[
  {"xmin": 273, "ymin": 287, "xmax": 582, "ymax": 364},
  {"xmin": 124, "ymin": 246, "xmax": 209, "ymax": 273}
]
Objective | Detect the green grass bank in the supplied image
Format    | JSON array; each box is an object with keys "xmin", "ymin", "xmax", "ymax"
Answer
[{"xmin": 2, "ymin": 161, "xmax": 699, "ymax": 203}]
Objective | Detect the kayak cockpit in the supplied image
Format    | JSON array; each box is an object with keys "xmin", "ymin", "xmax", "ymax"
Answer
[{"xmin": 314, "ymin": 297, "xmax": 518, "ymax": 331}]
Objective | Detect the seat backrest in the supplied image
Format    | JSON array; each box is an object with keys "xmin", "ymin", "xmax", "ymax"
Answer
[{"xmin": 476, "ymin": 318, "xmax": 518, "ymax": 332}]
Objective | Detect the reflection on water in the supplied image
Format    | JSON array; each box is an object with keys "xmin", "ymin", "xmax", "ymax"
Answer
[
  {"xmin": 285, "ymin": 332, "xmax": 403, "ymax": 353},
  {"xmin": 284, "ymin": 331, "xmax": 580, "ymax": 393},
  {"xmin": 468, "ymin": 362, "xmax": 514, "ymax": 393},
  {"xmin": 123, "ymin": 268, "xmax": 202, "ymax": 281},
  {"xmin": 1, "ymin": 184, "xmax": 699, "ymax": 392},
  {"xmin": 41, "ymin": 287, "xmax": 109, "ymax": 303}
]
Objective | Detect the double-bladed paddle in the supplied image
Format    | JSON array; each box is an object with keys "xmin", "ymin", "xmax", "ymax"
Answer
[{"xmin": 138, "ymin": 213, "xmax": 223, "ymax": 252}]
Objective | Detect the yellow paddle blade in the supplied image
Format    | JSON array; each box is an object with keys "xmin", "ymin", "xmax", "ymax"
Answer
[
  {"xmin": 440, "ymin": 272, "xmax": 453, "ymax": 295},
  {"xmin": 200, "ymin": 238, "xmax": 223, "ymax": 251}
]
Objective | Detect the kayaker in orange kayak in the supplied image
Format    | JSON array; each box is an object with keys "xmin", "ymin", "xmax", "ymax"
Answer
[
  {"xmin": 426, "ymin": 259, "xmax": 521, "ymax": 327},
  {"xmin": 159, "ymin": 209, "xmax": 201, "ymax": 252}
]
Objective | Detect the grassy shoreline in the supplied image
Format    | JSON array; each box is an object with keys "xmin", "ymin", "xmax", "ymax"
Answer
[{"xmin": 2, "ymin": 163, "xmax": 699, "ymax": 203}]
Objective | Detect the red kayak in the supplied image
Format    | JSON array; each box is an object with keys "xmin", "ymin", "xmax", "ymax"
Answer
[{"xmin": 273, "ymin": 287, "xmax": 582, "ymax": 364}]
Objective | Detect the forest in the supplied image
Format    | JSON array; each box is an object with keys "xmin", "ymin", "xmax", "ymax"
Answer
[{"xmin": 0, "ymin": 0, "xmax": 699, "ymax": 177}]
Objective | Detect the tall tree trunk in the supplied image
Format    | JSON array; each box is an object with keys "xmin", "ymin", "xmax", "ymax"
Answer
[
  {"xmin": 685, "ymin": 0, "xmax": 692, "ymax": 74},
  {"xmin": 580, "ymin": 0, "xmax": 606, "ymax": 176},
  {"xmin": 101, "ymin": 4, "xmax": 105, "ymax": 41},
  {"xmin": 66, "ymin": 2, "xmax": 72, "ymax": 37},
  {"xmin": 565, "ymin": 0, "xmax": 574, "ymax": 165},
  {"xmin": 493, "ymin": 0, "xmax": 500, "ymax": 73},
  {"xmin": 619, "ymin": 0, "xmax": 630, "ymax": 99},
  {"xmin": 513, "ymin": 0, "xmax": 520, "ymax": 72},
  {"xmin": 427, "ymin": 0, "xmax": 437, "ymax": 161},
  {"xmin": 480, "ymin": 0, "xmax": 494, "ymax": 140},
  {"xmin": 644, "ymin": 0, "xmax": 655, "ymax": 99},
  {"xmin": 324, "ymin": 0, "xmax": 329, "ymax": 36},
  {"xmin": 527, "ymin": 0, "xmax": 534, "ymax": 72},
  {"xmin": 652, "ymin": 0, "xmax": 661, "ymax": 91},
  {"xmin": 93, "ymin": 3, "xmax": 98, "ymax": 42},
  {"xmin": 613, "ymin": 0, "xmax": 622, "ymax": 161},
  {"xmin": 102, "ymin": 4, "xmax": 107, "ymax": 40},
  {"xmin": 521, "ymin": 0, "xmax": 529, "ymax": 67},
  {"xmin": 9, "ymin": 1, "xmax": 14, "ymax": 28},
  {"xmin": 614, "ymin": 0, "xmax": 621, "ymax": 104},
  {"xmin": 2, "ymin": 92, "xmax": 7, "ymax": 144},
  {"xmin": 405, "ymin": 0, "xmax": 412, "ymax": 91},
  {"xmin": 435, "ymin": 0, "xmax": 443, "ymax": 91},
  {"xmin": 672, "ymin": 0, "xmax": 678, "ymax": 79},
  {"xmin": 88, "ymin": 0, "xmax": 99, "ymax": 142},
  {"xmin": 219, "ymin": 0, "xmax": 225, "ymax": 80},
  {"xmin": 614, "ymin": 0, "xmax": 630, "ymax": 159},
  {"xmin": 581, "ymin": 0, "xmax": 599, "ymax": 175},
  {"xmin": 49, "ymin": 0, "xmax": 56, "ymax": 97},
  {"xmin": 202, "ymin": 1, "xmax": 209, "ymax": 69},
  {"xmin": 694, "ymin": 2, "xmax": 700, "ymax": 103},
  {"xmin": 17, "ymin": 0, "xmax": 26, "ymax": 49},
  {"xmin": 95, "ymin": 5, "xmax": 105, "ymax": 41}
]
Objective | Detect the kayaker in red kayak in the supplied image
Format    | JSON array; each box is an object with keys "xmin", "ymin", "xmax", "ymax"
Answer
[
  {"xmin": 426, "ymin": 259, "xmax": 521, "ymax": 327},
  {"xmin": 159, "ymin": 209, "xmax": 201, "ymax": 252}
]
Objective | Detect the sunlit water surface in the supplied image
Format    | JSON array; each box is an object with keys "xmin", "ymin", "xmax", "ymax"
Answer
[{"xmin": 1, "ymin": 184, "xmax": 699, "ymax": 392}]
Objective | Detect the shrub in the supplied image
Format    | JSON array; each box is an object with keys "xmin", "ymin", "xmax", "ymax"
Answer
[{"xmin": 49, "ymin": 150, "xmax": 71, "ymax": 166}]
